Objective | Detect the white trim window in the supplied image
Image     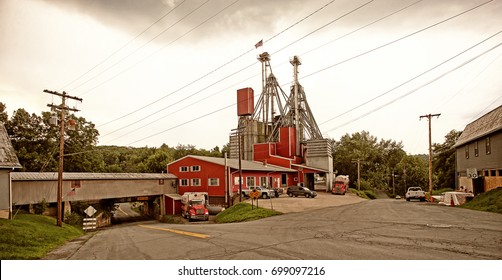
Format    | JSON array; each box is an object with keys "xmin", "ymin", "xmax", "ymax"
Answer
[
  {"xmin": 180, "ymin": 166, "xmax": 189, "ymax": 172},
  {"xmin": 260, "ymin": 176, "xmax": 267, "ymax": 187},
  {"xmin": 179, "ymin": 179, "xmax": 189, "ymax": 186},
  {"xmin": 246, "ymin": 176, "xmax": 255, "ymax": 188},
  {"xmin": 208, "ymin": 178, "xmax": 219, "ymax": 186},
  {"xmin": 191, "ymin": 178, "xmax": 201, "ymax": 186},
  {"xmin": 191, "ymin": 165, "xmax": 201, "ymax": 172}
]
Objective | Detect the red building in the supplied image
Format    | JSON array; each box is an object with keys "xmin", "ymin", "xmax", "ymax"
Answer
[{"xmin": 167, "ymin": 155, "xmax": 297, "ymax": 206}]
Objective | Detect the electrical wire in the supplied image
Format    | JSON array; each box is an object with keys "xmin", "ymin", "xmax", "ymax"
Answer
[
  {"xmin": 96, "ymin": 0, "xmax": 337, "ymax": 128},
  {"xmin": 323, "ymin": 41, "xmax": 502, "ymax": 133},
  {"xmin": 71, "ymin": 0, "xmax": 211, "ymax": 93},
  {"xmin": 318, "ymin": 30, "xmax": 502, "ymax": 126},
  {"xmin": 63, "ymin": 0, "xmax": 497, "ymax": 155},
  {"xmin": 58, "ymin": 0, "xmax": 187, "ymax": 91},
  {"xmin": 99, "ymin": 0, "xmax": 380, "ymax": 138}
]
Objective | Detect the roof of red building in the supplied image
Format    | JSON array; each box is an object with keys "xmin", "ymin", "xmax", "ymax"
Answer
[{"xmin": 169, "ymin": 155, "xmax": 296, "ymax": 172}]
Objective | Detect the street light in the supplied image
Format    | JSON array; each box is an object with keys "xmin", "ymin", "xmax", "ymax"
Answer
[{"xmin": 392, "ymin": 171, "xmax": 398, "ymax": 196}]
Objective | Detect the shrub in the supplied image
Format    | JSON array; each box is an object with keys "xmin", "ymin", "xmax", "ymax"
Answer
[
  {"xmin": 363, "ymin": 190, "xmax": 377, "ymax": 199},
  {"xmin": 64, "ymin": 211, "xmax": 82, "ymax": 226},
  {"xmin": 33, "ymin": 199, "xmax": 48, "ymax": 215}
]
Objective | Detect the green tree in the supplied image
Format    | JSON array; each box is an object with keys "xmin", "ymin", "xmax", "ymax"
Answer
[
  {"xmin": 332, "ymin": 131, "xmax": 406, "ymax": 191},
  {"xmin": 394, "ymin": 155, "xmax": 429, "ymax": 195},
  {"xmin": 0, "ymin": 102, "xmax": 8, "ymax": 123},
  {"xmin": 433, "ymin": 130, "xmax": 462, "ymax": 190}
]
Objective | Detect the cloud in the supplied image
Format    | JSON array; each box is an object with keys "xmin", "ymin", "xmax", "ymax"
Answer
[{"xmin": 37, "ymin": 0, "xmax": 312, "ymax": 43}]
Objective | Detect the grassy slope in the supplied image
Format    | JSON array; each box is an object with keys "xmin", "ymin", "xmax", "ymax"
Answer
[
  {"xmin": 0, "ymin": 213, "xmax": 83, "ymax": 260},
  {"xmin": 215, "ymin": 202, "xmax": 282, "ymax": 223},
  {"xmin": 459, "ymin": 187, "xmax": 502, "ymax": 214}
]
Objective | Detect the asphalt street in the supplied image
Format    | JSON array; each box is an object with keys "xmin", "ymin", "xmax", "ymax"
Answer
[{"xmin": 44, "ymin": 195, "xmax": 502, "ymax": 260}]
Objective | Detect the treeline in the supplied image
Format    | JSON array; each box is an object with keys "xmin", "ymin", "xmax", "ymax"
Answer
[
  {"xmin": 0, "ymin": 103, "xmax": 225, "ymax": 173},
  {"xmin": 1, "ymin": 103, "xmax": 460, "ymax": 195}
]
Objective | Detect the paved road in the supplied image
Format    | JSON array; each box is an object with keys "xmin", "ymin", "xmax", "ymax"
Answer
[{"xmin": 45, "ymin": 197, "xmax": 502, "ymax": 260}]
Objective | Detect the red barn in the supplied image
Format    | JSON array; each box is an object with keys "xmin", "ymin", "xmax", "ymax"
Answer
[{"xmin": 167, "ymin": 155, "xmax": 296, "ymax": 206}]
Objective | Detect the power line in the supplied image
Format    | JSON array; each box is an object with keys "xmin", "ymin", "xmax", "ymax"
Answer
[
  {"xmin": 65, "ymin": 1, "xmax": 496, "ymax": 153},
  {"xmin": 96, "ymin": 0, "xmax": 338, "ymax": 128},
  {"xmin": 272, "ymin": 0, "xmax": 375, "ymax": 55},
  {"xmin": 71, "ymin": 0, "xmax": 211, "ymax": 93},
  {"xmin": 323, "ymin": 40, "xmax": 502, "ymax": 133},
  {"xmin": 100, "ymin": 0, "xmax": 493, "ymax": 144},
  {"xmin": 58, "ymin": 0, "xmax": 188, "ymax": 91},
  {"xmin": 99, "ymin": 0, "xmax": 393, "ymax": 139},
  {"xmin": 319, "ymin": 30, "xmax": 502, "ymax": 126}
]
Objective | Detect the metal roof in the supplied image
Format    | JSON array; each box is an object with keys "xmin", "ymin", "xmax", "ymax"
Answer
[
  {"xmin": 180, "ymin": 155, "xmax": 296, "ymax": 172},
  {"xmin": 0, "ymin": 123, "xmax": 22, "ymax": 169},
  {"xmin": 11, "ymin": 172, "xmax": 176, "ymax": 181},
  {"xmin": 454, "ymin": 105, "xmax": 502, "ymax": 147}
]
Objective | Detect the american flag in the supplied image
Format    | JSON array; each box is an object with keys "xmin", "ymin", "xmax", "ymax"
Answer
[{"xmin": 255, "ymin": 39, "xmax": 263, "ymax": 48}]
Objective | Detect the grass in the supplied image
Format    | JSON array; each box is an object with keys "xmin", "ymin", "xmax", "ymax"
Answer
[
  {"xmin": 215, "ymin": 202, "xmax": 282, "ymax": 223},
  {"xmin": 459, "ymin": 187, "xmax": 502, "ymax": 214},
  {"xmin": 0, "ymin": 213, "xmax": 84, "ymax": 260}
]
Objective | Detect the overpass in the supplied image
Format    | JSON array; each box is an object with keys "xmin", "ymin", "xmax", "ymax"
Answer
[{"xmin": 11, "ymin": 172, "xmax": 177, "ymax": 218}]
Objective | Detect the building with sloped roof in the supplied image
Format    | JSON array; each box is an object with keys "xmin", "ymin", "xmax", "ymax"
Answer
[
  {"xmin": 167, "ymin": 155, "xmax": 310, "ymax": 206},
  {"xmin": 454, "ymin": 105, "xmax": 502, "ymax": 193},
  {"xmin": 0, "ymin": 123, "xmax": 22, "ymax": 219}
]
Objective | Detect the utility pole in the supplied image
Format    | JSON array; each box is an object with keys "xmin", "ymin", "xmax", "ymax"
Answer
[
  {"xmin": 45, "ymin": 90, "xmax": 82, "ymax": 227},
  {"xmin": 420, "ymin": 113, "xmax": 440, "ymax": 202},
  {"xmin": 352, "ymin": 159, "xmax": 365, "ymax": 191}
]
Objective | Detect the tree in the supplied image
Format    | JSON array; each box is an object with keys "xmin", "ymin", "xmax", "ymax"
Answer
[
  {"xmin": 433, "ymin": 129, "xmax": 462, "ymax": 190},
  {"xmin": 0, "ymin": 102, "xmax": 8, "ymax": 123},
  {"xmin": 394, "ymin": 155, "xmax": 429, "ymax": 195},
  {"xmin": 332, "ymin": 131, "xmax": 407, "ymax": 191}
]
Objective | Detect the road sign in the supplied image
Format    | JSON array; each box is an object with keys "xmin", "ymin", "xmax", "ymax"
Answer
[
  {"xmin": 249, "ymin": 189, "xmax": 260, "ymax": 199},
  {"xmin": 83, "ymin": 217, "xmax": 97, "ymax": 231},
  {"xmin": 84, "ymin": 206, "xmax": 97, "ymax": 217}
]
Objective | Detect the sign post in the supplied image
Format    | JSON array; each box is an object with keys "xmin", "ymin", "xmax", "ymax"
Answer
[{"xmin": 249, "ymin": 190, "xmax": 260, "ymax": 209}]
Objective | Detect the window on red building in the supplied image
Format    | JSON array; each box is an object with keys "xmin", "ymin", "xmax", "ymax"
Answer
[{"xmin": 191, "ymin": 178, "xmax": 201, "ymax": 186}]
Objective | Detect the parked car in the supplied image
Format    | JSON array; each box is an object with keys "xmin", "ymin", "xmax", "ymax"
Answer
[
  {"xmin": 287, "ymin": 186, "xmax": 317, "ymax": 198},
  {"xmin": 395, "ymin": 195, "xmax": 401, "ymax": 199}
]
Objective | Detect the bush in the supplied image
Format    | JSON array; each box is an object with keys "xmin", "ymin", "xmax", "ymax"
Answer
[
  {"xmin": 64, "ymin": 211, "xmax": 82, "ymax": 226},
  {"xmin": 33, "ymin": 199, "xmax": 48, "ymax": 215},
  {"xmin": 362, "ymin": 190, "xmax": 377, "ymax": 199}
]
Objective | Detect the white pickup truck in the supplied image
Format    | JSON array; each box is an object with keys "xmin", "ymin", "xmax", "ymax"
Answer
[
  {"xmin": 405, "ymin": 187, "xmax": 426, "ymax": 202},
  {"xmin": 242, "ymin": 186, "xmax": 275, "ymax": 199}
]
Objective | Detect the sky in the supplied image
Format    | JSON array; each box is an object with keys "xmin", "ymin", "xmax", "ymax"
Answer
[{"xmin": 1, "ymin": 0, "xmax": 501, "ymax": 155}]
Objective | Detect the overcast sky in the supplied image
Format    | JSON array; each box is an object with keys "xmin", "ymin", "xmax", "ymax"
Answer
[{"xmin": 1, "ymin": 0, "xmax": 501, "ymax": 155}]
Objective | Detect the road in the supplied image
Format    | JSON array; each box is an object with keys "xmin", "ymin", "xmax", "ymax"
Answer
[{"xmin": 45, "ymin": 197, "xmax": 502, "ymax": 260}]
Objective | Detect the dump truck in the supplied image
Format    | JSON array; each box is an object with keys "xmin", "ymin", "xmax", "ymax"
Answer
[
  {"xmin": 181, "ymin": 192, "xmax": 209, "ymax": 221},
  {"xmin": 332, "ymin": 175, "xmax": 349, "ymax": 195}
]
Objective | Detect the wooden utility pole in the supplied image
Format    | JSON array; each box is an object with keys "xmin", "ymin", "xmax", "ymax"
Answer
[
  {"xmin": 44, "ymin": 90, "xmax": 82, "ymax": 227},
  {"xmin": 352, "ymin": 159, "xmax": 365, "ymax": 191},
  {"xmin": 420, "ymin": 113, "xmax": 440, "ymax": 202}
]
